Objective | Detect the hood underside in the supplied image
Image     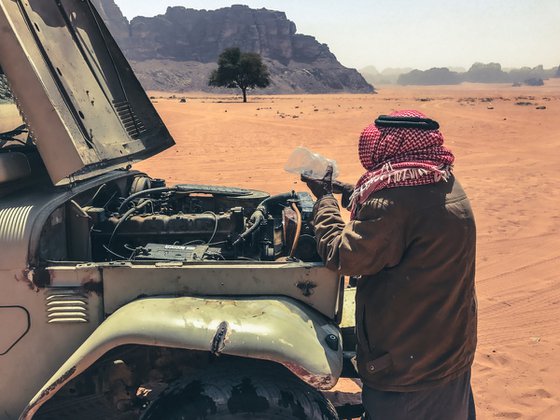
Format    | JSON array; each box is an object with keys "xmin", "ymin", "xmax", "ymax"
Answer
[{"xmin": 0, "ymin": 0, "xmax": 175, "ymax": 185}]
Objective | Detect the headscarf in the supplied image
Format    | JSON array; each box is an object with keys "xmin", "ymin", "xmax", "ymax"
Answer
[{"xmin": 350, "ymin": 110, "xmax": 454, "ymax": 219}]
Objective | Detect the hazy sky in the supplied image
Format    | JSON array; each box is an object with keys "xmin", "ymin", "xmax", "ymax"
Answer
[{"xmin": 115, "ymin": 0, "xmax": 560, "ymax": 71}]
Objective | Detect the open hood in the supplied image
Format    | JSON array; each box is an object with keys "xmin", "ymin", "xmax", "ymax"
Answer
[{"xmin": 0, "ymin": 0, "xmax": 175, "ymax": 185}]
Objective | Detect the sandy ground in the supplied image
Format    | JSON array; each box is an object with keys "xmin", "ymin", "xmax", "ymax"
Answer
[
  {"xmin": 137, "ymin": 81, "xmax": 560, "ymax": 419},
  {"xmin": 1, "ymin": 80, "xmax": 558, "ymax": 418}
]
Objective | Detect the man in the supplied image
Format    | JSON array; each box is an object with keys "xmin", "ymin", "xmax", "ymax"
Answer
[{"xmin": 302, "ymin": 110, "xmax": 477, "ymax": 420}]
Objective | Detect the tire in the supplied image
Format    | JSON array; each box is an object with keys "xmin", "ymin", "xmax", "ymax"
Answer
[{"xmin": 140, "ymin": 362, "xmax": 339, "ymax": 420}]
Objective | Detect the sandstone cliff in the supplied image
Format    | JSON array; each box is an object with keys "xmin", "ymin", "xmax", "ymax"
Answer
[
  {"xmin": 93, "ymin": 0, "xmax": 130, "ymax": 42},
  {"xmin": 465, "ymin": 62, "xmax": 509, "ymax": 83},
  {"xmin": 92, "ymin": 1, "xmax": 373, "ymax": 94},
  {"xmin": 360, "ymin": 66, "xmax": 414, "ymax": 85},
  {"xmin": 398, "ymin": 68, "xmax": 462, "ymax": 86},
  {"xmin": 395, "ymin": 63, "xmax": 557, "ymax": 86}
]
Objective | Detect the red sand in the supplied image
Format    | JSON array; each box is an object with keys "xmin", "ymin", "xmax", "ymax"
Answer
[
  {"xmin": 2, "ymin": 80, "xmax": 558, "ymax": 418},
  {"xmin": 138, "ymin": 81, "xmax": 560, "ymax": 419}
]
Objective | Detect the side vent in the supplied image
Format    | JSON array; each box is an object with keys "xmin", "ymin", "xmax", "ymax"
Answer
[
  {"xmin": 46, "ymin": 289, "xmax": 89, "ymax": 324},
  {"xmin": 113, "ymin": 100, "xmax": 146, "ymax": 139}
]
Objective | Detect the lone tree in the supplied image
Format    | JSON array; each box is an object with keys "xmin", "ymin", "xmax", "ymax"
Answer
[{"xmin": 209, "ymin": 47, "xmax": 270, "ymax": 102}]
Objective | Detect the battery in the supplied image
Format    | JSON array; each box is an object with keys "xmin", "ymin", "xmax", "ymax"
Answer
[{"xmin": 135, "ymin": 243, "xmax": 209, "ymax": 262}]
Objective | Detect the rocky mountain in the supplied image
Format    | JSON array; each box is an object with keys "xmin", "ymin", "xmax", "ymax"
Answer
[
  {"xmin": 523, "ymin": 77, "xmax": 544, "ymax": 86},
  {"xmin": 360, "ymin": 66, "xmax": 413, "ymax": 85},
  {"xmin": 93, "ymin": 0, "xmax": 131, "ymax": 42},
  {"xmin": 464, "ymin": 62, "xmax": 510, "ymax": 83},
  {"xmin": 395, "ymin": 63, "xmax": 557, "ymax": 86},
  {"xmin": 91, "ymin": 1, "xmax": 373, "ymax": 94},
  {"xmin": 398, "ymin": 68, "xmax": 462, "ymax": 86}
]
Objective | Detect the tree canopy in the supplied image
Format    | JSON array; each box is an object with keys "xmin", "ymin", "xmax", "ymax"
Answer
[{"xmin": 208, "ymin": 47, "xmax": 270, "ymax": 102}]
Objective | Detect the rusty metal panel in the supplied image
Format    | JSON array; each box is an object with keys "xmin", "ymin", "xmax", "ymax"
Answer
[
  {"xmin": 95, "ymin": 261, "xmax": 341, "ymax": 319},
  {"xmin": 0, "ymin": 0, "xmax": 174, "ymax": 185},
  {"xmin": 0, "ymin": 275, "xmax": 103, "ymax": 420},
  {"xmin": 46, "ymin": 289, "xmax": 89, "ymax": 324},
  {"xmin": 20, "ymin": 295, "xmax": 343, "ymax": 419},
  {"xmin": 0, "ymin": 306, "xmax": 30, "ymax": 355}
]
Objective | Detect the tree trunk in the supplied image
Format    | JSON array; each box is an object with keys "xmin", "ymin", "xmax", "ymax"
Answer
[{"xmin": 241, "ymin": 87, "xmax": 247, "ymax": 103}]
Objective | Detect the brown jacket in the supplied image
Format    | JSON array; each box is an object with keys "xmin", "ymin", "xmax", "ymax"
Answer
[{"xmin": 313, "ymin": 176, "xmax": 477, "ymax": 392}]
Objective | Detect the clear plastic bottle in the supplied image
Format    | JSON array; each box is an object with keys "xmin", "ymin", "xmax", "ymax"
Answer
[{"xmin": 284, "ymin": 146, "xmax": 339, "ymax": 179}]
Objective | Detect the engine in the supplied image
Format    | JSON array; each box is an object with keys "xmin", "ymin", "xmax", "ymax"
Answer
[{"xmin": 81, "ymin": 176, "xmax": 320, "ymax": 263}]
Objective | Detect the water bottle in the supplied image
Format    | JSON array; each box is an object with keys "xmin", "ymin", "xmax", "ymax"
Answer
[{"xmin": 284, "ymin": 146, "xmax": 339, "ymax": 180}]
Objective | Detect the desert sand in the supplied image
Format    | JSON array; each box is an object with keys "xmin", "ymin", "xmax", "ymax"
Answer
[
  {"xmin": 136, "ymin": 81, "xmax": 560, "ymax": 419},
  {"xmin": 1, "ymin": 80, "xmax": 558, "ymax": 418}
]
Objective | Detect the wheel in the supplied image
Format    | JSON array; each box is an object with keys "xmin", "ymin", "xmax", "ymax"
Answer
[{"xmin": 140, "ymin": 362, "xmax": 339, "ymax": 420}]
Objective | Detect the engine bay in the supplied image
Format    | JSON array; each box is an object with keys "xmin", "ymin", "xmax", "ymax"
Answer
[{"xmin": 39, "ymin": 174, "xmax": 321, "ymax": 265}]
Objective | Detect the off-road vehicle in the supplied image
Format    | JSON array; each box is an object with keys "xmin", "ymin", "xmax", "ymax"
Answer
[{"xmin": 0, "ymin": 1, "xmax": 358, "ymax": 419}]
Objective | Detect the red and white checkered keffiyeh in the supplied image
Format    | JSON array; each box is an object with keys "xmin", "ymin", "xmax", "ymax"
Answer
[{"xmin": 350, "ymin": 110, "xmax": 455, "ymax": 219}]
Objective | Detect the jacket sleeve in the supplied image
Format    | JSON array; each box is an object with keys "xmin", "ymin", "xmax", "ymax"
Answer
[
  {"xmin": 333, "ymin": 181, "xmax": 355, "ymax": 208},
  {"xmin": 313, "ymin": 195, "xmax": 406, "ymax": 276}
]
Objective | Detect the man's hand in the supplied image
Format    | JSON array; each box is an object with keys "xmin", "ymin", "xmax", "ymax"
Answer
[
  {"xmin": 332, "ymin": 180, "xmax": 354, "ymax": 194},
  {"xmin": 332, "ymin": 180, "xmax": 355, "ymax": 208},
  {"xmin": 301, "ymin": 165, "xmax": 333, "ymax": 199}
]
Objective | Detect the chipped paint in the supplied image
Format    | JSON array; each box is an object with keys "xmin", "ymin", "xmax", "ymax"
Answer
[
  {"xmin": 296, "ymin": 281, "xmax": 317, "ymax": 297},
  {"xmin": 19, "ymin": 296, "xmax": 342, "ymax": 416},
  {"xmin": 14, "ymin": 269, "xmax": 40, "ymax": 291},
  {"xmin": 30, "ymin": 269, "xmax": 50, "ymax": 288},
  {"xmin": 283, "ymin": 362, "xmax": 336, "ymax": 390},
  {"xmin": 20, "ymin": 366, "xmax": 76, "ymax": 420},
  {"xmin": 81, "ymin": 279, "xmax": 103, "ymax": 295},
  {"xmin": 210, "ymin": 321, "xmax": 229, "ymax": 356}
]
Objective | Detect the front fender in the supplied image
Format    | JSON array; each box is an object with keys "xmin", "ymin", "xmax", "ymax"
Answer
[{"xmin": 21, "ymin": 296, "xmax": 342, "ymax": 419}]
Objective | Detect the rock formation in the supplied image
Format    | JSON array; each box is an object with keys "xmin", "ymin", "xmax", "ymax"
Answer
[
  {"xmin": 390, "ymin": 63, "xmax": 556, "ymax": 86},
  {"xmin": 465, "ymin": 62, "xmax": 509, "ymax": 83},
  {"xmin": 398, "ymin": 68, "xmax": 462, "ymax": 86},
  {"xmin": 523, "ymin": 77, "xmax": 544, "ymax": 86},
  {"xmin": 360, "ymin": 66, "xmax": 413, "ymax": 85},
  {"xmin": 91, "ymin": 1, "xmax": 373, "ymax": 94},
  {"xmin": 508, "ymin": 65, "xmax": 553, "ymax": 84},
  {"xmin": 92, "ymin": 0, "xmax": 131, "ymax": 46}
]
